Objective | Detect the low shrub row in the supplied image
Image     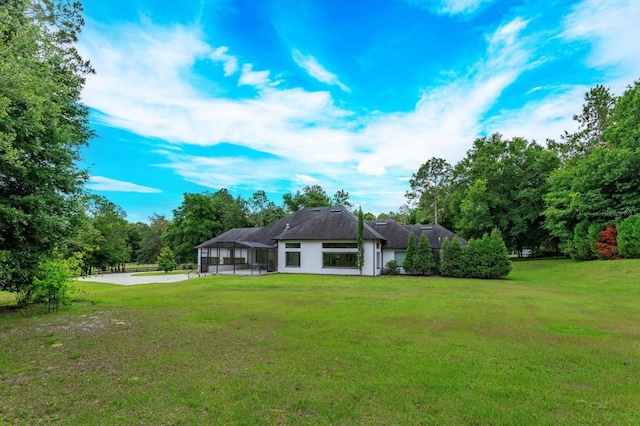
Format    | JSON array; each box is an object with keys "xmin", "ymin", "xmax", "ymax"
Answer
[{"xmin": 440, "ymin": 229, "xmax": 512, "ymax": 279}]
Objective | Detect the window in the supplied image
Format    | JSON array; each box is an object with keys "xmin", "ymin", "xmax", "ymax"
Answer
[
  {"xmin": 322, "ymin": 242, "xmax": 357, "ymax": 249},
  {"xmin": 285, "ymin": 252, "xmax": 300, "ymax": 267},
  {"xmin": 285, "ymin": 242, "xmax": 301, "ymax": 248},
  {"xmin": 323, "ymin": 252, "xmax": 357, "ymax": 268},
  {"xmin": 394, "ymin": 251, "xmax": 406, "ymax": 264},
  {"xmin": 376, "ymin": 252, "xmax": 381, "ymax": 269}
]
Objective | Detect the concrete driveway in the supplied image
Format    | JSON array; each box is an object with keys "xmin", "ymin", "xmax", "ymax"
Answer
[{"xmin": 78, "ymin": 272, "xmax": 193, "ymax": 286}]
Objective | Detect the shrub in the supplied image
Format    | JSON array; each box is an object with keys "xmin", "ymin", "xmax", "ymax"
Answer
[
  {"xmin": 415, "ymin": 234, "xmax": 436, "ymax": 275},
  {"xmin": 618, "ymin": 214, "xmax": 640, "ymax": 258},
  {"xmin": 157, "ymin": 247, "xmax": 177, "ymax": 273},
  {"xmin": 485, "ymin": 228, "xmax": 513, "ymax": 278},
  {"xmin": 403, "ymin": 233, "xmax": 417, "ymax": 275},
  {"xmin": 33, "ymin": 259, "xmax": 74, "ymax": 312},
  {"xmin": 595, "ymin": 225, "xmax": 620, "ymax": 259},
  {"xmin": 572, "ymin": 222, "xmax": 602, "ymax": 260},
  {"xmin": 440, "ymin": 237, "xmax": 466, "ymax": 277},
  {"xmin": 383, "ymin": 260, "xmax": 400, "ymax": 275},
  {"xmin": 441, "ymin": 230, "xmax": 511, "ymax": 279}
]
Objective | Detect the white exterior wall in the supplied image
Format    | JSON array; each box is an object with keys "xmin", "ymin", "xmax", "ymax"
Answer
[
  {"xmin": 381, "ymin": 248, "xmax": 407, "ymax": 274},
  {"xmin": 278, "ymin": 240, "xmax": 382, "ymax": 276}
]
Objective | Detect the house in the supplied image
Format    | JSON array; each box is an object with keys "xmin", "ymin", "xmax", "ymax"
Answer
[
  {"xmin": 368, "ymin": 221, "xmax": 468, "ymax": 272},
  {"xmin": 195, "ymin": 206, "xmax": 466, "ymax": 276}
]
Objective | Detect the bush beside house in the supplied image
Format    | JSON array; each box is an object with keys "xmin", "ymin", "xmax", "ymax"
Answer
[{"xmin": 441, "ymin": 229, "xmax": 512, "ymax": 279}]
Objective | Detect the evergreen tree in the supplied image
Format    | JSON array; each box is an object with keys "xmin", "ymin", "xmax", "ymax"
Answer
[
  {"xmin": 617, "ymin": 214, "xmax": 640, "ymax": 259},
  {"xmin": 486, "ymin": 228, "xmax": 512, "ymax": 278},
  {"xmin": 357, "ymin": 207, "xmax": 365, "ymax": 275},
  {"xmin": 415, "ymin": 234, "xmax": 436, "ymax": 275},
  {"xmin": 157, "ymin": 247, "xmax": 177, "ymax": 273},
  {"xmin": 440, "ymin": 237, "xmax": 465, "ymax": 277},
  {"xmin": 403, "ymin": 233, "xmax": 417, "ymax": 274}
]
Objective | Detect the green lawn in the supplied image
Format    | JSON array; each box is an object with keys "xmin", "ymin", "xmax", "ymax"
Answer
[{"xmin": 1, "ymin": 259, "xmax": 639, "ymax": 425}]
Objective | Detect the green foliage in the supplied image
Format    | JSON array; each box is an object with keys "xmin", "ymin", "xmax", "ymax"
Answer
[
  {"xmin": 440, "ymin": 237, "xmax": 466, "ymax": 278},
  {"xmin": 282, "ymin": 185, "xmax": 332, "ymax": 212},
  {"xmin": 406, "ymin": 157, "xmax": 453, "ymax": 225},
  {"xmin": 440, "ymin": 230, "xmax": 511, "ymax": 279},
  {"xmin": 164, "ymin": 190, "xmax": 248, "ymax": 263},
  {"xmin": 402, "ymin": 233, "xmax": 417, "ymax": 274},
  {"xmin": 86, "ymin": 196, "xmax": 131, "ymax": 271},
  {"xmin": 545, "ymin": 82, "xmax": 640, "ymax": 257},
  {"xmin": 157, "ymin": 247, "xmax": 177, "ymax": 273},
  {"xmin": 605, "ymin": 80, "xmax": 640, "ymax": 150},
  {"xmin": 246, "ymin": 190, "xmax": 286, "ymax": 228},
  {"xmin": 414, "ymin": 234, "xmax": 436, "ymax": 275},
  {"xmin": 32, "ymin": 258, "xmax": 74, "ymax": 312},
  {"xmin": 450, "ymin": 134, "xmax": 559, "ymax": 252},
  {"xmin": 570, "ymin": 222, "xmax": 601, "ymax": 261},
  {"xmin": 333, "ymin": 189, "xmax": 353, "ymax": 210},
  {"xmin": 617, "ymin": 214, "xmax": 640, "ymax": 258},
  {"xmin": 0, "ymin": 0, "xmax": 92, "ymax": 299},
  {"xmin": 383, "ymin": 260, "xmax": 399, "ymax": 275},
  {"xmin": 555, "ymin": 84, "xmax": 617, "ymax": 161},
  {"xmin": 135, "ymin": 214, "xmax": 169, "ymax": 264},
  {"xmin": 357, "ymin": 207, "xmax": 365, "ymax": 274}
]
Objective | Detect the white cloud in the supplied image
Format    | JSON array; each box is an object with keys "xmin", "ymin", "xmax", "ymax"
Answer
[
  {"xmin": 292, "ymin": 49, "xmax": 351, "ymax": 92},
  {"xmin": 294, "ymin": 174, "xmax": 318, "ymax": 184},
  {"xmin": 561, "ymin": 0, "xmax": 640, "ymax": 89},
  {"xmin": 209, "ymin": 46, "xmax": 238, "ymax": 76},
  {"xmin": 238, "ymin": 63, "xmax": 271, "ymax": 87},
  {"xmin": 78, "ymin": 7, "xmax": 633, "ymax": 214},
  {"xmin": 403, "ymin": 0, "xmax": 492, "ymax": 16},
  {"xmin": 87, "ymin": 176, "xmax": 162, "ymax": 193}
]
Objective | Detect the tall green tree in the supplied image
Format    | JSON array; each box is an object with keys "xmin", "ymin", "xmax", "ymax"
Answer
[
  {"xmin": 406, "ymin": 157, "xmax": 453, "ymax": 225},
  {"xmin": 282, "ymin": 185, "xmax": 332, "ymax": 212},
  {"xmin": 402, "ymin": 233, "xmax": 417, "ymax": 275},
  {"xmin": 246, "ymin": 190, "xmax": 286, "ymax": 227},
  {"xmin": 554, "ymin": 84, "xmax": 617, "ymax": 161},
  {"xmin": 605, "ymin": 80, "xmax": 640, "ymax": 150},
  {"xmin": 414, "ymin": 233, "xmax": 436, "ymax": 276},
  {"xmin": 0, "ymin": 0, "xmax": 93, "ymax": 301},
  {"xmin": 86, "ymin": 196, "xmax": 131, "ymax": 272},
  {"xmin": 333, "ymin": 189, "xmax": 353, "ymax": 210},
  {"xmin": 544, "ymin": 82, "xmax": 639, "ymax": 258},
  {"xmin": 164, "ymin": 189, "xmax": 248, "ymax": 263},
  {"xmin": 136, "ymin": 214, "xmax": 169, "ymax": 264},
  {"xmin": 449, "ymin": 134, "xmax": 559, "ymax": 252}
]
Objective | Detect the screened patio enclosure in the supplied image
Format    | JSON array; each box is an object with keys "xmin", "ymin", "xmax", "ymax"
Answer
[{"xmin": 198, "ymin": 241, "xmax": 276, "ymax": 274}]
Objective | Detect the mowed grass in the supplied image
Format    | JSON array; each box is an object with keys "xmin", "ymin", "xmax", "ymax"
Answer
[{"xmin": 1, "ymin": 259, "xmax": 639, "ymax": 425}]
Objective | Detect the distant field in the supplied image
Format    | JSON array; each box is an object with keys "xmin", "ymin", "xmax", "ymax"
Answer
[{"xmin": 1, "ymin": 259, "xmax": 639, "ymax": 424}]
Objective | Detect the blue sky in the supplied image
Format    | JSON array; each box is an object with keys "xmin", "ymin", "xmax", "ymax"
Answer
[{"xmin": 78, "ymin": 0, "xmax": 640, "ymax": 223}]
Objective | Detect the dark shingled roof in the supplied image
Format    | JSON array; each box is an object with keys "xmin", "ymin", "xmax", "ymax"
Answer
[
  {"xmin": 195, "ymin": 227, "xmax": 262, "ymax": 249},
  {"xmin": 195, "ymin": 206, "xmax": 385, "ymax": 249},
  {"xmin": 406, "ymin": 224, "xmax": 468, "ymax": 249},
  {"xmin": 365, "ymin": 220, "xmax": 467, "ymax": 250},
  {"xmin": 366, "ymin": 220, "xmax": 411, "ymax": 249},
  {"xmin": 272, "ymin": 206, "xmax": 385, "ymax": 241}
]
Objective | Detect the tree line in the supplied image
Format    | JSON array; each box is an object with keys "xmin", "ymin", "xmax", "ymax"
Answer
[{"xmin": 402, "ymin": 81, "xmax": 640, "ymax": 260}]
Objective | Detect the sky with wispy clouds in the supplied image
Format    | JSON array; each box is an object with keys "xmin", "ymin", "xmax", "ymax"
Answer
[{"xmin": 78, "ymin": 0, "xmax": 640, "ymax": 222}]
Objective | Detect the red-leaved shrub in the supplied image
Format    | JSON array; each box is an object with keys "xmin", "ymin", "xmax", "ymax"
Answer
[{"xmin": 595, "ymin": 225, "xmax": 620, "ymax": 260}]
